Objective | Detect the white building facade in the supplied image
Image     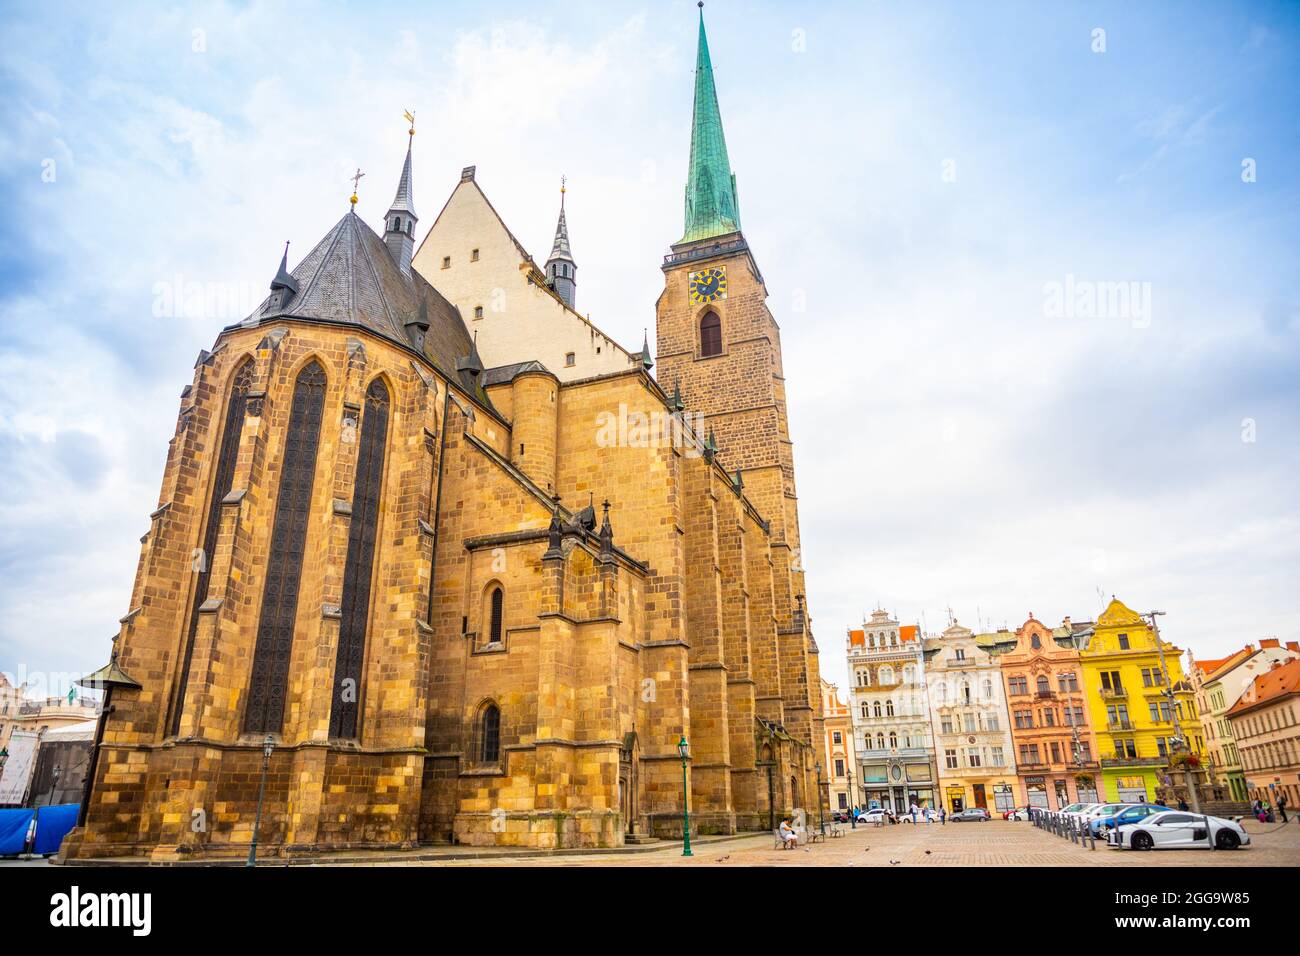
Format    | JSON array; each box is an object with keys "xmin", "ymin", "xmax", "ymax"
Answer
[{"xmin": 846, "ymin": 610, "xmax": 937, "ymax": 813}]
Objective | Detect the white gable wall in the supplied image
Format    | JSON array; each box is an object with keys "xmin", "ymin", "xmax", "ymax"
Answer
[{"xmin": 412, "ymin": 177, "xmax": 636, "ymax": 382}]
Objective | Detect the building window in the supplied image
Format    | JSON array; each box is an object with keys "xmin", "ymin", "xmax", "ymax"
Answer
[
  {"xmin": 471, "ymin": 248, "xmax": 480, "ymax": 261},
  {"xmin": 832, "ymin": 731, "xmax": 842, "ymax": 745},
  {"xmin": 885, "ymin": 699, "xmax": 895, "ymax": 717},
  {"xmin": 474, "ymin": 305, "xmax": 484, "ymax": 319},
  {"xmin": 837, "ymin": 792, "xmax": 848, "ymax": 809},
  {"xmin": 329, "ymin": 378, "xmax": 391, "ymax": 740},
  {"xmin": 442, "ymin": 256, "xmax": 451, "ymax": 269},
  {"xmin": 967, "ymin": 748, "xmax": 982, "ymax": 768},
  {"xmin": 487, "ymin": 586, "xmax": 504, "ymax": 644},
  {"xmin": 872, "ymin": 701, "xmax": 882, "ymax": 718},
  {"xmin": 1118, "ymin": 633, "xmax": 1130, "ymax": 650},
  {"xmin": 170, "ymin": 359, "xmax": 253, "ymax": 736},
  {"xmin": 565, "ymin": 352, "xmax": 576, "ymax": 367},
  {"xmin": 480, "ymin": 703, "xmax": 501, "ymax": 763},
  {"xmin": 941, "ymin": 715, "xmax": 953, "ymax": 734},
  {"xmin": 1008, "ymin": 675, "xmax": 1027, "ymax": 696},
  {"xmin": 834, "ymin": 758, "xmax": 845, "ymax": 776},
  {"xmin": 699, "ymin": 311, "xmax": 722, "ymax": 357},
  {"xmin": 945, "ymin": 748, "xmax": 958, "ymax": 769},
  {"xmin": 1036, "ymin": 675, "xmax": 1050, "ymax": 694},
  {"xmin": 245, "ymin": 360, "xmax": 328, "ymax": 734}
]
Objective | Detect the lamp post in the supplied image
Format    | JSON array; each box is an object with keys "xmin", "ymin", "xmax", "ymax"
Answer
[
  {"xmin": 846, "ymin": 766, "xmax": 856, "ymax": 828},
  {"xmin": 73, "ymin": 651, "xmax": 143, "ymax": 829},
  {"xmin": 247, "ymin": 734, "xmax": 275, "ymax": 868},
  {"xmin": 676, "ymin": 734, "xmax": 692, "ymax": 857},
  {"xmin": 815, "ymin": 761, "xmax": 826, "ymax": 835}
]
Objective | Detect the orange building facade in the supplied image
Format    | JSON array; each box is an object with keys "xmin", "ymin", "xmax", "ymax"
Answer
[{"xmin": 1000, "ymin": 615, "xmax": 1102, "ymax": 809}]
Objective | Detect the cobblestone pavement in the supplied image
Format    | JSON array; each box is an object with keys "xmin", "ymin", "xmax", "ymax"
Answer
[{"xmin": 400, "ymin": 818, "xmax": 1300, "ymax": 867}]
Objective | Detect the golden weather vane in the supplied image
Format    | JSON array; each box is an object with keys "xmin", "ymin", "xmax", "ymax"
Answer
[{"xmin": 404, "ymin": 109, "xmax": 415, "ymax": 136}]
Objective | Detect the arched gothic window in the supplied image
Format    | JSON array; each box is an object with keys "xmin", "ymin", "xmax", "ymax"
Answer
[
  {"xmin": 873, "ymin": 701, "xmax": 882, "ymax": 718},
  {"xmin": 480, "ymin": 703, "xmax": 501, "ymax": 763},
  {"xmin": 329, "ymin": 378, "xmax": 391, "ymax": 739},
  {"xmin": 886, "ymin": 699, "xmax": 895, "ymax": 717},
  {"xmin": 245, "ymin": 360, "xmax": 327, "ymax": 734},
  {"xmin": 876, "ymin": 733, "xmax": 885, "ymax": 750},
  {"xmin": 699, "ymin": 311, "xmax": 722, "ymax": 357},
  {"xmin": 487, "ymin": 586, "xmax": 504, "ymax": 644},
  {"xmin": 171, "ymin": 359, "xmax": 253, "ymax": 736},
  {"xmin": 1036, "ymin": 675, "xmax": 1050, "ymax": 695},
  {"xmin": 888, "ymin": 731, "xmax": 898, "ymax": 748}
]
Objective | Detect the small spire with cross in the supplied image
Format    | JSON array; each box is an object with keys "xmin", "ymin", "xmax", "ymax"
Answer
[{"xmin": 349, "ymin": 167, "xmax": 366, "ymax": 207}]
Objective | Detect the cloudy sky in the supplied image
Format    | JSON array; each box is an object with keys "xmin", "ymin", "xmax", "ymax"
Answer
[{"xmin": 1, "ymin": 0, "xmax": 1297, "ymax": 697}]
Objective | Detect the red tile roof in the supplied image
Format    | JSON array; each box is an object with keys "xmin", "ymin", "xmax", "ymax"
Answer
[{"xmin": 1228, "ymin": 659, "xmax": 1300, "ymax": 717}]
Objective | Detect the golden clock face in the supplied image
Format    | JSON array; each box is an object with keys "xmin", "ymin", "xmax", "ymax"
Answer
[{"xmin": 688, "ymin": 266, "xmax": 727, "ymax": 304}]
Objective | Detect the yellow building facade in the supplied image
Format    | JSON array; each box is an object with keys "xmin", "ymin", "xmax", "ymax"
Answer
[{"xmin": 1079, "ymin": 598, "xmax": 1203, "ymax": 803}]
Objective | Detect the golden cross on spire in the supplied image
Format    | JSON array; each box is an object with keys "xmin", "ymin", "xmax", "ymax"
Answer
[{"xmin": 349, "ymin": 167, "xmax": 365, "ymax": 206}]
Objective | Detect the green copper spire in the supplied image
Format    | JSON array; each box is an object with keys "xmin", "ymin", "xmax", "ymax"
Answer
[{"xmin": 679, "ymin": 3, "xmax": 741, "ymax": 244}]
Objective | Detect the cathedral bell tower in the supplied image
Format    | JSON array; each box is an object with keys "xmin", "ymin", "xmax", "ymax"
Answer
[
  {"xmin": 654, "ymin": 3, "xmax": 806, "ymax": 629},
  {"xmin": 383, "ymin": 116, "xmax": 418, "ymax": 275}
]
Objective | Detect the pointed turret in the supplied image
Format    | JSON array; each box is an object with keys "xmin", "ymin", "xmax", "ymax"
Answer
[
  {"xmin": 678, "ymin": 2, "xmax": 741, "ymax": 245},
  {"xmin": 267, "ymin": 241, "xmax": 299, "ymax": 312},
  {"xmin": 640, "ymin": 330, "xmax": 654, "ymax": 371},
  {"xmin": 384, "ymin": 121, "xmax": 418, "ymax": 276},
  {"xmin": 458, "ymin": 331, "xmax": 484, "ymax": 378},
  {"xmin": 544, "ymin": 177, "xmax": 577, "ymax": 309}
]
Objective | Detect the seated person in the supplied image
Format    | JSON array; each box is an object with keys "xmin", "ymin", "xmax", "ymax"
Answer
[{"xmin": 778, "ymin": 818, "xmax": 798, "ymax": 848}]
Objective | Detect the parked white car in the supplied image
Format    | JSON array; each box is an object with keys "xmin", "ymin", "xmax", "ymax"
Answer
[
  {"xmin": 1060, "ymin": 802, "xmax": 1103, "ymax": 818},
  {"xmin": 1107, "ymin": 811, "xmax": 1251, "ymax": 851},
  {"xmin": 856, "ymin": 808, "xmax": 888, "ymax": 824}
]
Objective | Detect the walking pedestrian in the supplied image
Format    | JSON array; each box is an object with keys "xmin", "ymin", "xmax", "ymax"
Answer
[{"xmin": 1278, "ymin": 793, "xmax": 1288, "ymax": 823}]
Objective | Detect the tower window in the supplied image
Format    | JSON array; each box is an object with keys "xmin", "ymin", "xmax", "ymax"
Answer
[
  {"xmin": 392, "ymin": 217, "xmax": 400, "ymax": 232},
  {"xmin": 700, "ymin": 312, "xmax": 722, "ymax": 357},
  {"xmin": 471, "ymin": 248, "xmax": 480, "ymax": 261},
  {"xmin": 406, "ymin": 220, "xmax": 413, "ymax": 236},
  {"xmin": 565, "ymin": 352, "xmax": 576, "ymax": 367},
  {"xmin": 474, "ymin": 306, "xmax": 484, "ymax": 319},
  {"xmin": 442, "ymin": 256, "xmax": 451, "ymax": 269}
]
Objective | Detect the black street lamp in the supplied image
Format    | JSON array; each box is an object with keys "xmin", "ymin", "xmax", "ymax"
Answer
[
  {"xmin": 73, "ymin": 652, "xmax": 142, "ymax": 829},
  {"xmin": 247, "ymin": 734, "xmax": 275, "ymax": 868},
  {"xmin": 815, "ymin": 761, "xmax": 826, "ymax": 836},
  {"xmin": 677, "ymin": 735, "xmax": 692, "ymax": 857},
  {"xmin": 847, "ymin": 766, "xmax": 856, "ymax": 828}
]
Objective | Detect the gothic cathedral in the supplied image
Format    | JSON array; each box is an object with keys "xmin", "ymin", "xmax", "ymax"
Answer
[{"xmin": 63, "ymin": 6, "xmax": 824, "ymax": 860}]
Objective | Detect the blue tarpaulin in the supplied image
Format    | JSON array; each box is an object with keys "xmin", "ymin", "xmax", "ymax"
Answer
[
  {"xmin": 0, "ymin": 807, "xmax": 35, "ymax": 855},
  {"xmin": 32, "ymin": 804, "xmax": 79, "ymax": 855}
]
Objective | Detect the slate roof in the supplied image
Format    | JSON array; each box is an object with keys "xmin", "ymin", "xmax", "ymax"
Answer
[
  {"xmin": 240, "ymin": 209, "xmax": 488, "ymax": 401},
  {"xmin": 481, "ymin": 360, "xmax": 553, "ymax": 387}
]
